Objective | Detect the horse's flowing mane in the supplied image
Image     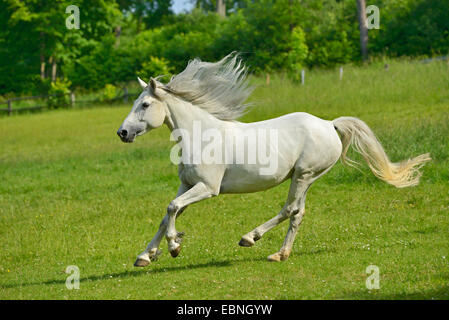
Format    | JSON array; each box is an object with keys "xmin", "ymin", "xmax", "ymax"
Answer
[{"xmin": 165, "ymin": 53, "xmax": 253, "ymax": 121}]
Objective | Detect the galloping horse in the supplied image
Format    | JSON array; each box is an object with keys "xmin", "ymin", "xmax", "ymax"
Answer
[{"xmin": 117, "ymin": 53, "xmax": 431, "ymax": 266}]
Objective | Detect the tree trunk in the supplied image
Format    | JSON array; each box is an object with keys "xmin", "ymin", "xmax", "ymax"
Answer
[
  {"xmin": 289, "ymin": 0, "xmax": 294, "ymax": 32},
  {"xmin": 115, "ymin": 26, "xmax": 121, "ymax": 48},
  {"xmin": 40, "ymin": 32, "xmax": 46, "ymax": 79},
  {"xmin": 217, "ymin": 0, "xmax": 226, "ymax": 17},
  {"xmin": 356, "ymin": 0, "xmax": 368, "ymax": 61},
  {"xmin": 137, "ymin": 15, "xmax": 142, "ymax": 34},
  {"xmin": 40, "ymin": 56, "xmax": 46, "ymax": 80},
  {"xmin": 51, "ymin": 59, "xmax": 57, "ymax": 82}
]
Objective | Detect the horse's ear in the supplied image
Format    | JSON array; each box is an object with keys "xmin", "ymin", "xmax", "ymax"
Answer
[
  {"xmin": 149, "ymin": 77, "xmax": 157, "ymax": 93},
  {"xmin": 137, "ymin": 77, "xmax": 147, "ymax": 89}
]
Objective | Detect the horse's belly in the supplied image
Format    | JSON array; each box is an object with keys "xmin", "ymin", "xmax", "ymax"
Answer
[{"xmin": 219, "ymin": 165, "xmax": 293, "ymax": 193}]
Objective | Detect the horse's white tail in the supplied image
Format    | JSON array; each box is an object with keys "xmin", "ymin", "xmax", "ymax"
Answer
[{"xmin": 332, "ymin": 116, "xmax": 431, "ymax": 188}]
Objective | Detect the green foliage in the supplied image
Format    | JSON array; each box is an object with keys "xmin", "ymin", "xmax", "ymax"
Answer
[
  {"xmin": 100, "ymin": 84, "xmax": 119, "ymax": 101},
  {"xmin": 210, "ymin": 1, "xmax": 309, "ymax": 73},
  {"xmin": 47, "ymin": 79, "xmax": 71, "ymax": 109},
  {"xmin": 118, "ymin": 0, "xmax": 175, "ymax": 31},
  {"xmin": 307, "ymin": 30, "xmax": 356, "ymax": 66},
  {"xmin": 62, "ymin": 36, "xmax": 121, "ymax": 91},
  {"xmin": 370, "ymin": 0, "xmax": 449, "ymax": 57},
  {"xmin": 137, "ymin": 57, "xmax": 172, "ymax": 80},
  {"xmin": 0, "ymin": 0, "xmax": 447, "ymax": 95},
  {"xmin": 193, "ymin": 0, "xmax": 249, "ymax": 15},
  {"xmin": 30, "ymin": 76, "xmax": 52, "ymax": 96},
  {"xmin": 287, "ymin": 27, "xmax": 309, "ymax": 81},
  {"xmin": 0, "ymin": 0, "xmax": 121, "ymax": 94},
  {"xmin": 301, "ymin": 0, "xmax": 358, "ymax": 66}
]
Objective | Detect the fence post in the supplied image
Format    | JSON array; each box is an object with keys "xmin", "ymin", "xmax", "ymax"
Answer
[
  {"xmin": 301, "ymin": 69, "xmax": 305, "ymax": 85},
  {"xmin": 123, "ymin": 87, "xmax": 128, "ymax": 103},
  {"xmin": 7, "ymin": 99, "xmax": 12, "ymax": 116},
  {"xmin": 266, "ymin": 73, "xmax": 270, "ymax": 85},
  {"xmin": 70, "ymin": 92, "xmax": 75, "ymax": 107},
  {"xmin": 339, "ymin": 67, "xmax": 343, "ymax": 80}
]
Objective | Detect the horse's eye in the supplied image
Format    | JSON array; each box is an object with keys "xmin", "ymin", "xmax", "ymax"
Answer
[{"xmin": 142, "ymin": 102, "xmax": 150, "ymax": 109}]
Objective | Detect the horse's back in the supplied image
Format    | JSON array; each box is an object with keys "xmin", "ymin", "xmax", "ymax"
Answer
[
  {"xmin": 278, "ymin": 113, "xmax": 342, "ymax": 173},
  {"xmin": 219, "ymin": 112, "xmax": 342, "ymax": 194}
]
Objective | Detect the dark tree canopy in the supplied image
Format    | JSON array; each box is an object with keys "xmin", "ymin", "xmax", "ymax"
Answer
[{"xmin": 0, "ymin": 0, "xmax": 447, "ymax": 95}]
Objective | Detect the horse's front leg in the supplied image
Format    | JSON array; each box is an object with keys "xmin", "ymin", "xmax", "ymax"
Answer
[
  {"xmin": 134, "ymin": 183, "xmax": 189, "ymax": 267},
  {"xmin": 166, "ymin": 181, "xmax": 215, "ymax": 257}
]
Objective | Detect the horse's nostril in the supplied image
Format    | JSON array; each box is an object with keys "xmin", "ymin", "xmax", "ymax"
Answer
[{"xmin": 118, "ymin": 129, "xmax": 128, "ymax": 138}]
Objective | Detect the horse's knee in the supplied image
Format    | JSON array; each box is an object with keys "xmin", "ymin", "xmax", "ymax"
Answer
[
  {"xmin": 285, "ymin": 206, "xmax": 300, "ymax": 218},
  {"xmin": 167, "ymin": 201, "xmax": 180, "ymax": 215},
  {"xmin": 289, "ymin": 208, "xmax": 305, "ymax": 228}
]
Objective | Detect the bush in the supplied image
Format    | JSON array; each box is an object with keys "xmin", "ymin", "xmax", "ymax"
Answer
[
  {"xmin": 100, "ymin": 84, "xmax": 118, "ymax": 101},
  {"xmin": 137, "ymin": 56, "xmax": 172, "ymax": 81},
  {"xmin": 30, "ymin": 75, "xmax": 52, "ymax": 95},
  {"xmin": 370, "ymin": 0, "xmax": 449, "ymax": 57},
  {"xmin": 287, "ymin": 27, "xmax": 309, "ymax": 81},
  {"xmin": 47, "ymin": 79, "xmax": 71, "ymax": 109}
]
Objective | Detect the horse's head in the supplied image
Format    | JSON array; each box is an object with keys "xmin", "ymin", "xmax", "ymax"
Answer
[{"xmin": 117, "ymin": 77, "xmax": 168, "ymax": 143}]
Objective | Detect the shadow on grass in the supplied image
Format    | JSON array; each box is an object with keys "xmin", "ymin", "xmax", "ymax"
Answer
[
  {"xmin": 339, "ymin": 272, "xmax": 449, "ymax": 300},
  {"xmin": 340, "ymin": 285, "xmax": 449, "ymax": 300},
  {"xmin": 0, "ymin": 256, "xmax": 268, "ymax": 289}
]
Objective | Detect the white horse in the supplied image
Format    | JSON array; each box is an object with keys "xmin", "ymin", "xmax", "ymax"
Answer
[{"xmin": 117, "ymin": 53, "xmax": 431, "ymax": 267}]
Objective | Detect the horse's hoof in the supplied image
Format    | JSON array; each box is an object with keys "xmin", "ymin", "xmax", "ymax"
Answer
[
  {"xmin": 267, "ymin": 253, "xmax": 282, "ymax": 262},
  {"xmin": 170, "ymin": 245, "xmax": 181, "ymax": 258},
  {"xmin": 134, "ymin": 258, "xmax": 150, "ymax": 267},
  {"xmin": 239, "ymin": 236, "xmax": 255, "ymax": 247},
  {"xmin": 267, "ymin": 251, "xmax": 289, "ymax": 262}
]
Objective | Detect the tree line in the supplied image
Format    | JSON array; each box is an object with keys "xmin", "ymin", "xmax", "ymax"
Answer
[{"xmin": 0, "ymin": 0, "xmax": 447, "ymax": 96}]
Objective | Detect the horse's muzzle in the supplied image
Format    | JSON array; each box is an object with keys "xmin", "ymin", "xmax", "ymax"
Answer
[{"xmin": 117, "ymin": 129, "xmax": 135, "ymax": 143}]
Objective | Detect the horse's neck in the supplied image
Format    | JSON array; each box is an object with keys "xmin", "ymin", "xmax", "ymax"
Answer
[{"xmin": 165, "ymin": 97, "xmax": 224, "ymax": 133}]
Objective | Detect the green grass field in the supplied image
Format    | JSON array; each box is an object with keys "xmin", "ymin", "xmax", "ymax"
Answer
[{"xmin": 1, "ymin": 59, "xmax": 448, "ymax": 299}]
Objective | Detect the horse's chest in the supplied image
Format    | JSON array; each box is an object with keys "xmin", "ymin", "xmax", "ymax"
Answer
[{"xmin": 178, "ymin": 163, "xmax": 225, "ymax": 188}]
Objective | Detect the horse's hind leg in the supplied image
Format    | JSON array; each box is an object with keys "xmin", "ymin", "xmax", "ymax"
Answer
[
  {"xmin": 239, "ymin": 203, "xmax": 289, "ymax": 247},
  {"xmin": 267, "ymin": 166, "xmax": 336, "ymax": 262},
  {"xmin": 239, "ymin": 172, "xmax": 313, "ymax": 249},
  {"xmin": 267, "ymin": 203, "xmax": 306, "ymax": 262}
]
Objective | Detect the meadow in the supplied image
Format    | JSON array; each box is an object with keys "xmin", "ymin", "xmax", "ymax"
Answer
[{"xmin": 0, "ymin": 59, "xmax": 448, "ymax": 299}]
